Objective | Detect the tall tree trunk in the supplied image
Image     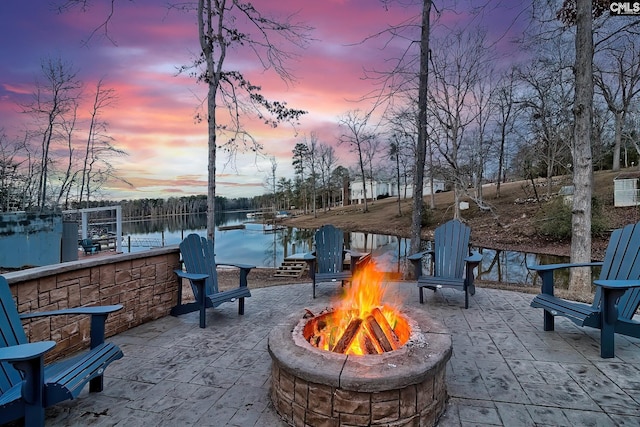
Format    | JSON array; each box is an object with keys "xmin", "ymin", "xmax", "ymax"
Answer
[
  {"xmin": 410, "ymin": 0, "xmax": 431, "ymax": 254},
  {"xmin": 612, "ymin": 110, "xmax": 622, "ymax": 172},
  {"xmin": 200, "ymin": 0, "xmax": 220, "ymax": 242},
  {"xmin": 396, "ymin": 162, "xmax": 402, "ymax": 215},
  {"xmin": 570, "ymin": 0, "xmax": 594, "ymax": 293},
  {"xmin": 497, "ymin": 118, "xmax": 507, "ymax": 198}
]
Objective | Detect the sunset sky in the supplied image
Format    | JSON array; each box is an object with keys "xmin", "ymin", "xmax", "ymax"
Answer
[{"xmin": 0, "ymin": 0, "xmax": 529, "ymax": 200}]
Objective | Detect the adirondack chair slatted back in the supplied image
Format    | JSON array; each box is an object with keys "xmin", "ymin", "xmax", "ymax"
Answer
[
  {"xmin": 315, "ymin": 225, "xmax": 345, "ymax": 275},
  {"xmin": 594, "ymin": 223, "xmax": 640, "ymax": 318},
  {"xmin": 180, "ymin": 234, "xmax": 219, "ymax": 297},
  {"xmin": 0, "ymin": 280, "xmax": 29, "ymax": 394},
  {"xmin": 433, "ymin": 219, "xmax": 471, "ymax": 279}
]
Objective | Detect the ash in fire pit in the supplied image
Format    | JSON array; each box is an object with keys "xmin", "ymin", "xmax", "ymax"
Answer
[{"xmin": 268, "ymin": 263, "xmax": 452, "ymax": 427}]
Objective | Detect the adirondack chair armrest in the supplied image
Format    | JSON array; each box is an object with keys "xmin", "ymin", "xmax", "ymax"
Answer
[
  {"xmin": 594, "ymin": 279, "xmax": 640, "ymax": 325},
  {"xmin": 343, "ymin": 249, "xmax": 363, "ymax": 272},
  {"xmin": 593, "ymin": 279, "xmax": 640, "ymax": 290},
  {"xmin": 19, "ymin": 305, "xmax": 123, "ymax": 319},
  {"xmin": 528, "ymin": 261, "xmax": 603, "ymax": 273},
  {"xmin": 20, "ymin": 305, "xmax": 123, "ymax": 349},
  {"xmin": 407, "ymin": 250, "xmax": 433, "ymax": 261},
  {"xmin": 292, "ymin": 252, "xmax": 317, "ymax": 279},
  {"xmin": 344, "ymin": 249, "xmax": 364, "ymax": 258},
  {"xmin": 174, "ymin": 270, "xmax": 209, "ymax": 282},
  {"xmin": 0, "ymin": 341, "xmax": 56, "ymax": 363},
  {"xmin": 465, "ymin": 251, "xmax": 483, "ymax": 265},
  {"xmin": 529, "ymin": 262, "xmax": 604, "ymax": 296},
  {"xmin": 287, "ymin": 252, "xmax": 316, "ymax": 261},
  {"xmin": 217, "ymin": 262, "xmax": 255, "ymax": 270},
  {"xmin": 464, "ymin": 250, "xmax": 483, "ymax": 280},
  {"xmin": 216, "ymin": 262, "xmax": 254, "ymax": 288},
  {"xmin": 407, "ymin": 250, "xmax": 435, "ymax": 279},
  {"xmin": 0, "ymin": 341, "xmax": 56, "ymax": 409}
]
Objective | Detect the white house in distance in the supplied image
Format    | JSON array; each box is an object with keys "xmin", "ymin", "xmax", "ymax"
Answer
[{"xmin": 349, "ymin": 178, "xmax": 446, "ymax": 205}]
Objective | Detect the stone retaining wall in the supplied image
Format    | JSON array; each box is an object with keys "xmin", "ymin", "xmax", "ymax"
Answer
[{"xmin": 2, "ymin": 247, "xmax": 181, "ymax": 361}]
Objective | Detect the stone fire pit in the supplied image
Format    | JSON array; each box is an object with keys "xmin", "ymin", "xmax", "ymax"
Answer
[{"xmin": 268, "ymin": 306, "xmax": 452, "ymax": 427}]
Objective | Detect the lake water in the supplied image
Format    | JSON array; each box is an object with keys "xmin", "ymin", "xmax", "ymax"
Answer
[{"xmin": 119, "ymin": 212, "xmax": 570, "ymax": 288}]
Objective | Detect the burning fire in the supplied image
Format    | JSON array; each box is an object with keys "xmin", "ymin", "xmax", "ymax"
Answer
[{"xmin": 305, "ymin": 262, "xmax": 411, "ymax": 355}]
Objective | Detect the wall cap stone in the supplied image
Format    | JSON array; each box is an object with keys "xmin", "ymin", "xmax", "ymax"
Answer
[{"xmin": 3, "ymin": 246, "xmax": 179, "ymax": 284}]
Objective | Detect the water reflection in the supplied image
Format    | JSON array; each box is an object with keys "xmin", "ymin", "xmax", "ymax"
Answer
[
  {"xmin": 120, "ymin": 213, "xmax": 584, "ymax": 288},
  {"xmin": 477, "ymin": 249, "xmax": 563, "ymax": 287}
]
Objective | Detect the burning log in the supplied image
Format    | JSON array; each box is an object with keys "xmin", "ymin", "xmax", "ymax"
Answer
[
  {"xmin": 362, "ymin": 330, "xmax": 381, "ymax": 355},
  {"xmin": 371, "ymin": 307, "xmax": 401, "ymax": 350},
  {"xmin": 364, "ymin": 314, "xmax": 393, "ymax": 353},
  {"xmin": 331, "ymin": 318, "xmax": 363, "ymax": 353}
]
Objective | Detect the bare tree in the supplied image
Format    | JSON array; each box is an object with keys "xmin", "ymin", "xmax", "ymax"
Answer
[
  {"xmin": 363, "ymin": 137, "xmax": 381, "ymax": 204},
  {"xmin": 469, "ymin": 58, "xmax": 496, "ymax": 209},
  {"xmin": 79, "ymin": 77, "xmax": 119, "ymax": 208},
  {"xmin": 269, "ymin": 156, "xmax": 277, "ymax": 212},
  {"xmin": 0, "ymin": 132, "xmax": 30, "ymax": 211},
  {"xmin": 411, "ymin": 0, "xmax": 431, "ymax": 254},
  {"xmin": 55, "ymin": 102, "xmax": 80, "ymax": 208},
  {"xmin": 192, "ymin": 0, "xmax": 310, "ymax": 241},
  {"xmin": 389, "ymin": 136, "xmax": 403, "ymax": 215},
  {"xmin": 568, "ymin": 0, "xmax": 595, "ymax": 293},
  {"xmin": 594, "ymin": 36, "xmax": 640, "ymax": 171},
  {"xmin": 517, "ymin": 46, "xmax": 574, "ymax": 197},
  {"xmin": 491, "ymin": 68, "xmax": 520, "ymax": 198},
  {"xmin": 318, "ymin": 143, "xmax": 337, "ymax": 212},
  {"xmin": 428, "ymin": 27, "xmax": 490, "ymax": 219},
  {"xmin": 22, "ymin": 57, "xmax": 82, "ymax": 210},
  {"xmin": 338, "ymin": 110, "xmax": 375, "ymax": 213}
]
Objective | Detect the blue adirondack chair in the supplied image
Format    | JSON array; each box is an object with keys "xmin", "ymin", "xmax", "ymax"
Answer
[
  {"xmin": 529, "ymin": 221, "xmax": 640, "ymax": 358},
  {"xmin": 304, "ymin": 224, "xmax": 364, "ymax": 298},
  {"xmin": 407, "ymin": 219, "xmax": 482, "ymax": 309},
  {"xmin": 171, "ymin": 233, "xmax": 254, "ymax": 328},
  {"xmin": 0, "ymin": 276, "xmax": 123, "ymax": 426},
  {"xmin": 80, "ymin": 238, "xmax": 101, "ymax": 255}
]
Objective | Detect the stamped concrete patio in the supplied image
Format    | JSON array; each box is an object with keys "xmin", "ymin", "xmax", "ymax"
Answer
[{"xmin": 44, "ymin": 281, "xmax": 640, "ymax": 426}]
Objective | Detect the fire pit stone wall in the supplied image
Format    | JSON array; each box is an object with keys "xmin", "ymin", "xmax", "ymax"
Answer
[{"xmin": 268, "ymin": 307, "xmax": 452, "ymax": 427}]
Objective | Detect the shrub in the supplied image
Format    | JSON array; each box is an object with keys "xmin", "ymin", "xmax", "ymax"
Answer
[
  {"xmin": 421, "ymin": 208, "xmax": 433, "ymax": 227},
  {"xmin": 536, "ymin": 196, "xmax": 608, "ymax": 239}
]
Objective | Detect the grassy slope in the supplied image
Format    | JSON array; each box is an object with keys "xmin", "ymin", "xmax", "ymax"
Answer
[{"xmin": 284, "ymin": 168, "xmax": 640, "ymax": 261}]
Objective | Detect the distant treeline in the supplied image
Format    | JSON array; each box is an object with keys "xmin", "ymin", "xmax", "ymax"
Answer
[{"xmin": 65, "ymin": 195, "xmax": 258, "ymax": 219}]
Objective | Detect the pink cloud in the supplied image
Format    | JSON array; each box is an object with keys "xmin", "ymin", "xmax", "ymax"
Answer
[{"xmin": 0, "ymin": 0, "xmax": 529, "ymax": 200}]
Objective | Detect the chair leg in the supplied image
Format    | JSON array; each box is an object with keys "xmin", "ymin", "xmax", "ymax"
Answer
[
  {"xmin": 313, "ymin": 280, "xmax": 316, "ymax": 299},
  {"xmin": 419, "ymin": 286, "xmax": 424, "ymax": 304},
  {"xmin": 15, "ymin": 357, "xmax": 46, "ymax": 427},
  {"xmin": 238, "ymin": 297, "xmax": 245, "ymax": 315},
  {"xmin": 464, "ymin": 288, "xmax": 469, "ymax": 309},
  {"xmin": 543, "ymin": 310, "xmax": 555, "ymax": 331},
  {"xmin": 600, "ymin": 287, "xmax": 625, "ymax": 358},
  {"xmin": 89, "ymin": 375, "xmax": 104, "ymax": 393}
]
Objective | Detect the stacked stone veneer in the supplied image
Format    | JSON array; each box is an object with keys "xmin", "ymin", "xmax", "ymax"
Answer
[
  {"xmin": 3, "ymin": 247, "xmax": 180, "ymax": 361},
  {"xmin": 268, "ymin": 309, "xmax": 452, "ymax": 427},
  {"xmin": 271, "ymin": 359, "xmax": 447, "ymax": 427}
]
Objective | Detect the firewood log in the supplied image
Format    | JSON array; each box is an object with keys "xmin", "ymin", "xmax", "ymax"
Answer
[{"xmin": 332, "ymin": 318, "xmax": 362, "ymax": 353}]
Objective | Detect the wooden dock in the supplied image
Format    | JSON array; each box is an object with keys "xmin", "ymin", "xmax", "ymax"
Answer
[{"xmin": 218, "ymin": 224, "xmax": 246, "ymax": 231}]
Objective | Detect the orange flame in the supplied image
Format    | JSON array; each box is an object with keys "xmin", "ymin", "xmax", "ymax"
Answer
[{"xmin": 311, "ymin": 261, "xmax": 410, "ymax": 355}]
